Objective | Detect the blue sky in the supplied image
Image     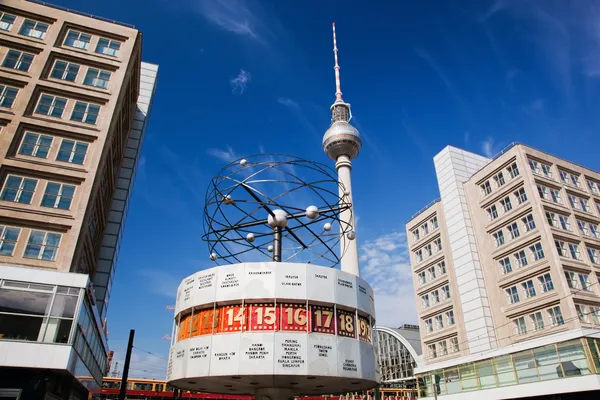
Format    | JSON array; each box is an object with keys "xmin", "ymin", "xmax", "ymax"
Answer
[{"xmin": 50, "ymin": 0, "xmax": 600, "ymax": 378}]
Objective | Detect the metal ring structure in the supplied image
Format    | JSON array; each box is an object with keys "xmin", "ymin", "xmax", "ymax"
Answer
[{"xmin": 202, "ymin": 154, "xmax": 353, "ymax": 267}]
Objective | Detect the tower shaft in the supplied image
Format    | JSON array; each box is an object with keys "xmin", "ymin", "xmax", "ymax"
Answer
[{"xmin": 337, "ymin": 155, "xmax": 359, "ymax": 276}]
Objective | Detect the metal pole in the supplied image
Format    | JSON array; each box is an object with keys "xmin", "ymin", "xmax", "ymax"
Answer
[
  {"xmin": 431, "ymin": 373, "xmax": 438, "ymax": 400},
  {"xmin": 273, "ymin": 227, "xmax": 282, "ymax": 262},
  {"xmin": 118, "ymin": 329, "xmax": 135, "ymax": 400}
]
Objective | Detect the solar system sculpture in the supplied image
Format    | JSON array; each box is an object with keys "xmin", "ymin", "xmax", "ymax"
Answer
[{"xmin": 166, "ymin": 24, "xmax": 378, "ymax": 400}]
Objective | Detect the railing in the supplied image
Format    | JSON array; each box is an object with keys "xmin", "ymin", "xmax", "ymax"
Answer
[
  {"xmin": 27, "ymin": 0, "xmax": 136, "ymax": 28},
  {"xmin": 409, "ymin": 198, "xmax": 440, "ymax": 222}
]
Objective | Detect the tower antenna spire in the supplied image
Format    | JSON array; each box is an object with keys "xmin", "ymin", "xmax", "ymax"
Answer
[{"xmin": 332, "ymin": 22, "xmax": 343, "ymax": 103}]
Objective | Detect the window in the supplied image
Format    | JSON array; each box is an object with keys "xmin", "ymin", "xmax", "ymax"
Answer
[
  {"xmin": 522, "ymin": 214, "xmax": 535, "ymax": 232},
  {"xmin": 555, "ymin": 240, "xmax": 567, "ymax": 257},
  {"xmin": 41, "ymin": 182, "xmax": 76, "ymax": 210},
  {"xmin": 84, "ymin": 68, "xmax": 111, "ymax": 89},
  {"xmin": 422, "ymin": 222, "xmax": 429, "ymax": 235},
  {"xmin": 565, "ymin": 271, "xmax": 579, "ymax": 289},
  {"xmin": 56, "ymin": 139, "xmax": 88, "ymax": 165},
  {"xmin": 541, "ymin": 163, "xmax": 553, "ymax": 178},
  {"xmin": 427, "ymin": 266, "xmax": 436, "ymax": 281},
  {"xmin": 530, "ymin": 312, "xmax": 544, "ymax": 331},
  {"xmin": 35, "ymin": 94, "xmax": 67, "ymax": 118},
  {"xmin": 587, "ymin": 180, "xmax": 598, "ymax": 194},
  {"xmin": 529, "ymin": 159, "xmax": 540, "ymax": 174},
  {"xmin": 507, "ymin": 222, "xmax": 520, "ymax": 239},
  {"xmin": 18, "ymin": 132, "xmax": 53, "ymax": 158},
  {"xmin": 64, "ymin": 30, "xmax": 91, "ymax": 50},
  {"xmin": 547, "ymin": 306, "xmax": 564, "ymax": 326},
  {"xmin": 50, "ymin": 60, "xmax": 80, "ymax": 82},
  {"xmin": 446, "ymin": 311, "xmax": 455, "ymax": 325},
  {"xmin": 499, "ymin": 257, "xmax": 512, "ymax": 274},
  {"xmin": 571, "ymin": 174, "xmax": 582, "ymax": 188},
  {"xmin": 569, "ymin": 195, "xmax": 580, "ymax": 210},
  {"xmin": 425, "ymin": 319, "xmax": 433, "ymax": 333},
  {"xmin": 559, "ymin": 170, "xmax": 569, "ymax": 184},
  {"xmin": 434, "ymin": 238, "xmax": 442, "ymax": 252},
  {"xmin": 0, "ymin": 225, "xmax": 20, "ymax": 256},
  {"xmin": 431, "ymin": 216, "xmax": 438, "ymax": 229},
  {"xmin": 577, "ymin": 220, "xmax": 588, "ymax": 236},
  {"xmin": 515, "ymin": 188, "xmax": 527, "ymax": 204},
  {"xmin": 431, "ymin": 290, "xmax": 440, "ymax": 304},
  {"xmin": 418, "ymin": 271, "xmax": 426, "ymax": 285},
  {"xmin": 500, "ymin": 196, "xmax": 512, "ymax": 212},
  {"xmin": 492, "ymin": 230, "xmax": 505, "ymax": 247},
  {"xmin": 441, "ymin": 285, "xmax": 450, "ymax": 300},
  {"xmin": 546, "ymin": 211, "xmax": 558, "ymax": 228},
  {"xmin": 578, "ymin": 273, "xmax": 591, "ymax": 291},
  {"xmin": 550, "ymin": 188, "xmax": 561, "ymax": 203},
  {"xmin": 590, "ymin": 223, "xmax": 600, "ymax": 238},
  {"xmin": 481, "ymin": 181, "xmax": 492, "ymax": 196},
  {"xmin": 2, "ymin": 49, "xmax": 34, "ymax": 72},
  {"xmin": 424, "ymin": 244, "xmax": 432, "ymax": 257},
  {"xmin": 581, "ymin": 198, "xmax": 591, "ymax": 213},
  {"xmin": 514, "ymin": 250, "xmax": 528, "ymax": 268},
  {"xmin": 514, "ymin": 316, "xmax": 527, "ymax": 335},
  {"xmin": 588, "ymin": 247, "xmax": 599, "ymax": 264},
  {"xmin": 428, "ymin": 344, "xmax": 437, "ymax": 359},
  {"xmin": 95, "ymin": 38, "xmax": 121, "ymax": 57},
  {"xmin": 24, "ymin": 230, "xmax": 61, "ymax": 261},
  {"xmin": 537, "ymin": 184, "xmax": 549, "ymax": 200},
  {"xmin": 434, "ymin": 314, "xmax": 444, "ymax": 330},
  {"xmin": 521, "ymin": 280, "xmax": 536, "ymax": 298},
  {"xmin": 576, "ymin": 304, "xmax": 588, "ymax": 323},
  {"xmin": 487, "ymin": 205, "xmax": 498, "ymax": 220},
  {"xmin": 437, "ymin": 261, "xmax": 446, "ymax": 275},
  {"xmin": 559, "ymin": 215, "xmax": 571, "ymax": 231},
  {"xmin": 421, "ymin": 294, "xmax": 430, "ymax": 308},
  {"xmin": 506, "ymin": 286, "xmax": 520, "ymax": 304},
  {"xmin": 1, "ymin": 175, "xmax": 37, "ymax": 204},
  {"xmin": 538, "ymin": 273, "xmax": 554, "ymax": 292},
  {"xmin": 70, "ymin": 101, "xmax": 100, "ymax": 124},
  {"xmin": 591, "ymin": 306, "xmax": 600, "ymax": 324},
  {"xmin": 449, "ymin": 337, "xmax": 460, "ymax": 352},
  {"xmin": 412, "ymin": 229, "xmax": 420, "ymax": 241},
  {"xmin": 568, "ymin": 243, "xmax": 582, "ymax": 260},
  {"xmin": 494, "ymin": 172, "xmax": 505, "ymax": 187},
  {"xmin": 437, "ymin": 340, "xmax": 448, "ymax": 356},
  {"xmin": 0, "ymin": 84, "xmax": 18, "ymax": 108},
  {"xmin": 415, "ymin": 249, "xmax": 423, "ymax": 263},
  {"xmin": 18, "ymin": 19, "xmax": 48, "ymax": 39},
  {"xmin": 0, "ymin": 12, "xmax": 16, "ymax": 31},
  {"xmin": 506, "ymin": 162, "xmax": 519, "ymax": 179},
  {"xmin": 530, "ymin": 243, "xmax": 544, "ymax": 261}
]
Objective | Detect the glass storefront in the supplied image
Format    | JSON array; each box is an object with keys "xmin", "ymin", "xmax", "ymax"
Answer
[{"xmin": 418, "ymin": 338, "xmax": 600, "ymax": 397}]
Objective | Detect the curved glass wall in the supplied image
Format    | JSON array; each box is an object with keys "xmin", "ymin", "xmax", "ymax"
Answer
[{"xmin": 375, "ymin": 328, "xmax": 419, "ymax": 385}]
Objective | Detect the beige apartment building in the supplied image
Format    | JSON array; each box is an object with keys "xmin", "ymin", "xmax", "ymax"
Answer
[
  {"xmin": 0, "ymin": 1, "xmax": 157, "ymax": 399},
  {"xmin": 407, "ymin": 144, "xmax": 600, "ymax": 399}
]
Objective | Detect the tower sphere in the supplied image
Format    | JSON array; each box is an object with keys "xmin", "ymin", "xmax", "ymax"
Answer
[{"xmin": 322, "ymin": 106, "xmax": 362, "ymax": 160}]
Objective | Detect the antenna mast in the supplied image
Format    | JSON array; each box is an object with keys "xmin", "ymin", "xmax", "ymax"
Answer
[{"xmin": 332, "ymin": 22, "xmax": 343, "ymax": 103}]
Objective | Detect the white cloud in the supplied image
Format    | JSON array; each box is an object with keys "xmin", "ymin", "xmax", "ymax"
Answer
[
  {"xmin": 277, "ymin": 97, "xmax": 299, "ymax": 109},
  {"xmin": 481, "ymin": 137, "xmax": 496, "ymax": 158},
  {"xmin": 359, "ymin": 232, "xmax": 417, "ymax": 328},
  {"xmin": 277, "ymin": 97, "xmax": 320, "ymax": 139},
  {"xmin": 230, "ymin": 69, "xmax": 251, "ymax": 94},
  {"xmin": 137, "ymin": 270, "xmax": 180, "ymax": 299},
  {"xmin": 206, "ymin": 146, "xmax": 238, "ymax": 163},
  {"xmin": 195, "ymin": 0, "xmax": 261, "ymax": 40}
]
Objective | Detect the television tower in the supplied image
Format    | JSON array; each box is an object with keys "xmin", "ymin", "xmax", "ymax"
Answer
[{"xmin": 322, "ymin": 22, "xmax": 362, "ymax": 276}]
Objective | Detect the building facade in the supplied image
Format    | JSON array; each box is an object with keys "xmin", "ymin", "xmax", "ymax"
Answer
[
  {"xmin": 407, "ymin": 144, "xmax": 600, "ymax": 399},
  {"xmin": 0, "ymin": 0, "xmax": 157, "ymax": 399}
]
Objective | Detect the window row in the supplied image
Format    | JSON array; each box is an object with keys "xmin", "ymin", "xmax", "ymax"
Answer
[
  {"xmin": 575, "ymin": 304, "xmax": 600, "ymax": 324},
  {"xmin": 0, "ymin": 225, "xmax": 61, "ymax": 261},
  {"xmin": 427, "ymin": 337, "xmax": 460, "ymax": 359},
  {"xmin": 491, "ymin": 214, "xmax": 536, "ymax": 247},
  {"xmin": 421, "ymin": 284, "xmax": 451, "ymax": 309},
  {"xmin": 417, "ymin": 261, "xmax": 447, "ymax": 287},
  {"xmin": 486, "ymin": 188, "xmax": 527, "ymax": 220},
  {"xmin": 480, "ymin": 162, "xmax": 520, "ymax": 197},
  {"xmin": 564, "ymin": 271, "xmax": 594, "ymax": 291},
  {"xmin": 412, "ymin": 215, "xmax": 438, "ymax": 242},
  {"xmin": 50, "ymin": 60, "xmax": 112, "ymax": 89},
  {"xmin": 529, "ymin": 158, "xmax": 600, "ymax": 197},
  {"xmin": 18, "ymin": 131, "xmax": 89, "ymax": 165},
  {"xmin": 505, "ymin": 273, "xmax": 554, "ymax": 305},
  {"xmin": 424, "ymin": 310, "xmax": 455, "ymax": 333},
  {"xmin": 554, "ymin": 239, "xmax": 600, "ymax": 265},
  {"xmin": 415, "ymin": 238, "xmax": 443, "ymax": 263},
  {"xmin": 0, "ymin": 13, "xmax": 122, "ymax": 57},
  {"xmin": 498, "ymin": 242, "xmax": 545, "ymax": 275},
  {"xmin": 513, "ymin": 306, "xmax": 564, "ymax": 336},
  {"xmin": 0, "ymin": 174, "xmax": 76, "ymax": 210}
]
